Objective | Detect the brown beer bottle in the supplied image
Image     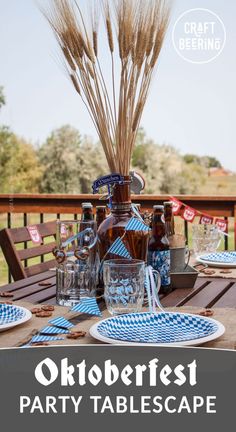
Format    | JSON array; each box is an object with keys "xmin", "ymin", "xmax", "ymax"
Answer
[
  {"xmin": 97, "ymin": 175, "xmax": 149, "ymax": 262},
  {"xmin": 148, "ymin": 205, "xmax": 171, "ymax": 294},
  {"xmin": 81, "ymin": 202, "xmax": 94, "ymax": 221},
  {"xmin": 164, "ymin": 201, "xmax": 175, "ymax": 237},
  {"xmin": 96, "ymin": 206, "xmax": 107, "ymax": 228}
]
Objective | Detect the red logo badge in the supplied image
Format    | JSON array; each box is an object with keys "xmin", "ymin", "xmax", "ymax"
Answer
[
  {"xmin": 27, "ymin": 226, "xmax": 42, "ymax": 244},
  {"xmin": 182, "ymin": 206, "xmax": 197, "ymax": 223}
]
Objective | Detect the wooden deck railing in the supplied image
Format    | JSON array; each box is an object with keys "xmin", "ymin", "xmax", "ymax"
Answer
[{"xmin": 0, "ymin": 194, "xmax": 236, "ymax": 283}]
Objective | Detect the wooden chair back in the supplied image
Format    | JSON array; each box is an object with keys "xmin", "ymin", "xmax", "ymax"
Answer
[{"xmin": 0, "ymin": 221, "xmax": 57, "ymax": 281}]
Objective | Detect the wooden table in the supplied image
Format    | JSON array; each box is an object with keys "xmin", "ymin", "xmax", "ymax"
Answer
[
  {"xmin": 1, "ymin": 270, "xmax": 236, "ymax": 309},
  {"xmin": 0, "ymin": 272, "xmax": 236, "ymax": 349}
]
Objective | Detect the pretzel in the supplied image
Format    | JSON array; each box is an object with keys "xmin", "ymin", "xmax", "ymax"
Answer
[
  {"xmin": 0, "ymin": 292, "xmax": 14, "ymax": 298},
  {"xmin": 67, "ymin": 331, "xmax": 86, "ymax": 339},
  {"xmin": 197, "ymin": 309, "xmax": 214, "ymax": 317},
  {"xmin": 31, "ymin": 342, "xmax": 50, "ymax": 346},
  {"xmin": 52, "ymin": 247, "xmax": 66, "ymax": 264},
  {"xmin": 41, "ymin": 305, "xmax": 55, "ymax": 312},
  {"xmin": 36, "ymin": 311, "xmax": 53, "ymax": 318},
  {"xmin": 31, "ymin": 307, "xmax": 43, "ymax": 314},
  {"xmin": 74, "ymin": 247, "xmax": 90, "ymax": 261},
  {"xmin": 203, "ymin": 269, "xmax": 216, "ymax": 275}
]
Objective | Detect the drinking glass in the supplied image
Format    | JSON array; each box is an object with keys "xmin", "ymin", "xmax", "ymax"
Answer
[
  {"xmin": 56, "ymin": 262, "xmax": 97, "ymax": 306},
  {"xmin": 192, "ymin": 224, "xmax": 222, "ymax": 257},
  {"xmin": 55, "ymin": 220, "xmax": 98, "ymax": 306},
  {"xmin": 56, "ymin": 220, "xmax": 97, "ymax": 262},
  {"xmin": 103, "ymin": 259, "xmax": 145, "ymax": 315}
]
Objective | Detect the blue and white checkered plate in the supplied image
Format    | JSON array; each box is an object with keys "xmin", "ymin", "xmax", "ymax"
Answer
[
  {"xmin": 196, "ymin": 251, "xmax": 236, "ymax": 268},
  {"xmin": 90, "ymin": 312, "xmax": 225, "ymax": 346},
  {"xmin": 0, "ymin": 304, "xmax": 32, "ymax": 332}
]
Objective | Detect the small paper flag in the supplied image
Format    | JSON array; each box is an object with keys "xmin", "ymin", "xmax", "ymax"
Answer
[
  {"xmin": 107, "ymin": 237, "xmax": 132, "ymax": 259},
  {"xmin": 40, "ymin": 326, "xmax": 70, "ymax": 335},
  {"xmin": 170, "ymin": 197, "xmax": 182, "ymax": 215},
  {"xmin": 48, "ymin": 316, "xmax": 74, "ymax": 329},
  {"xmin": 182, "ymin": 206, "xmax": 197, "ymax": 223},
  {"xmin": 199, "ymin": 214, "xmax": 214, "ymax": 225},
  {"xmin": 70, "ymin": 297, "xmax": 102, "ymax": 317},
  {"xmin": 215, "ymin": 218, "xmax": 228, "ymax": 233},
  {"xmin": 125, "ymin": 217, "xmax": 150, "ymax": 232},
  {"xmin": 31, "ymin": 335, "xmax": 64, "ymax": 343}
]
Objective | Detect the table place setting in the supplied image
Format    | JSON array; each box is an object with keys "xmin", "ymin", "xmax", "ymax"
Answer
[{"xmin": 1, "ymin": 210, "xmax": 234, "ymax": 349}]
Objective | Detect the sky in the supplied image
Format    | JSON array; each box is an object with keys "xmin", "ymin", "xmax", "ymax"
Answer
[{"xmin": 0, "ymin": 0, "xmax": 235, "ymax": 170}]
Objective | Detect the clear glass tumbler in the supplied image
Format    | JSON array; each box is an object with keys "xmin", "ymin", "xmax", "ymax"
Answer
[
  {"xmin": 103, "ymin": 259, "xmax": 145, "ymax": 315},
  {"xmin": 192, "ymin": 224, "xmax": 222, "ymax": 257},
  {"xmin": 56, "ymin": 220, "xmax": 97, "ymax": 261},
  {"xmin": 56, "ymin": 261, "xmax": 97, "ymax": 306}
]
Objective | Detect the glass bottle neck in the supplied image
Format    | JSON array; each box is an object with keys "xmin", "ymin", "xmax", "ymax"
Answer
[
  {"xmin": 152, "ymin": 215, "xmax": 166, "ymax": 237},
  {"xmin": 82, "ymin": 210, "xmax": 94, "ymax": 221},
  {"xmin": 111, "ymin": 176, "xmax": 132, "ymax": 213}
]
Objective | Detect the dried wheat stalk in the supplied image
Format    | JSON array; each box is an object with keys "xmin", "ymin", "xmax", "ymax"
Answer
[{"xmin": 43, "ymin": 0, "xmax": 171, "ymax": 175}]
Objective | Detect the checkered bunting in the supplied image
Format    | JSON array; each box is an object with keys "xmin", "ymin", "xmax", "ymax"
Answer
[
  {"xmin": 200, "ymin": 251, "xmax": 236, "ymax": 264},
  {"xmin": 131, "ymin": 204, "xmax": 144, "ymax": 221},
  {"xmin": 144, "ymin": 269, "xmax": 152, "ymax": 312},
  {"xmin": 107, "ymin": 237, "xmax": 132, "ymax": 259},
  {"xmin": 48, "ymin": 316, "xmax": 74, "ymax": 329},
  {"xmin": 97, "ymin": 312, "xmax": 219, "ymax": 344},
  {"xmin": 40, "ymin": 326, "xmax": 70, "ymax": 335},
  {"xmin": 125, "ymin": 217, "xmax": 150, "ymax": 232},
  {"xmin": 31, "ymin": 335, "xmax": 65, "ymax": 343},
  {"xmin": 0, "ymin": 304, "xmax": 25, "ymax": 325},
  {"xmin": 70, "ymin": 297, "xmax": 102, "ymax": 317}
]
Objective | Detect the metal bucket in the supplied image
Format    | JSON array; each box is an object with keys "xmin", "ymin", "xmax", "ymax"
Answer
[{"xmin": 170, "ymin": 246, "xmax": 190, "ymax": 272}]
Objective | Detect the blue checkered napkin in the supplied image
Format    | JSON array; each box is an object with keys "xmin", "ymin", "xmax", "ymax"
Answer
[
  {"xmin": 31, "ymin": 335, "xmax": 65, "ymax": 343},
  {"xmin": 40, "ymin": 326, "xmax": 70, "ymax": 335},
  {"xmin": 125, "ymin": 217, "xmax": 150, "ymax": 232},
  {"xmin": 0, "ymin": 304, "xmax": 25, "ymax": 325},
  {"xmin": 70, "ymin": 297, "xmax": 102, "ymax": 317},
  {"xmin": 107, "ymin": 237, "xmax": 132, "ymax": 259},
  {"xmin": 200, "ymin": 251, "xmax": 236, "ymax": 264},
  {"xmin": 97, "ymin": 312, "xmax": 219, "ymax": 344},
  {"xmin": 48, "ymin": 316, "xmax": 74, "ymax": 329}
]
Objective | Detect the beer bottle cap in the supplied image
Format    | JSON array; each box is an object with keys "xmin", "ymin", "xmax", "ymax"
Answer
[
  {"xmin": 153, "ymin": 205, "xmax": 164, "ymax": 211},
  {"xmin": 96, "ymin": 206, "xmax": 106, "ymax": 210},
  {"xmin": 82, "ymin": 202, "xmax": 93, "ymax": 209},
  {"xmin": 163, "ymin": 201, "xmax": 173, "ymax": 207}
]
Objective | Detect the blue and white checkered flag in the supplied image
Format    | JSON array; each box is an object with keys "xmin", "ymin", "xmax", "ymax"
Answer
[
  {"xmin": 107, "ymin": 236, "xmax": 132, "ymax": 259},
  {"xmin": 48, "ymin": 316, "xmax": 74, "ymax": 329},
  {"xmin": 31, "ymin": 335, "xmax": 65, "ymax": 343},
  {"xmin": 70, "ymin": 297, "xmax": 102, "ymax": 317},
  {"xmin": 40, "ymin": 326, "xmax": 70, "ymax": 335},
  {"xmin": 125, "ymin": 217, "xmax": 150, "ymax": 232}
]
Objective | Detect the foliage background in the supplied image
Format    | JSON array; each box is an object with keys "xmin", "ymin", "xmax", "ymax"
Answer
[{"xmin": 1, "ymin": 86, "xmax": 234, "ymax": 196}]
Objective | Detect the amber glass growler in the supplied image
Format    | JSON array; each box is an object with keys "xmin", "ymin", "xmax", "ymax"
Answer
[{"xmin": 97, "ymin": 176, "xmax": 149, "ymax": 262}]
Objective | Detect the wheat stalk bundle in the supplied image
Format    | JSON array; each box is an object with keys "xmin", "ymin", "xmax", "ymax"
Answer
[{"xmin": 43, "ymin": 0, "xmax": 171, "ymax": 175}]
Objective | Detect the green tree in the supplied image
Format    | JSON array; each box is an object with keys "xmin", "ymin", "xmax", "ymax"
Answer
[
  {"xmin": 183, "ymin": 154, "xmax": 201, "ymax": 165},
  {"xmin": 202, "ymin": 156, "xmax": 222, "ymax": 168},
  {"xmin": 132, "ymin": 129, "xmax": 207, "ymax": 194},
  {"xmin": 184, "ymin": 153, "xmax": 221, "ymax": 168},
  {"xmin": 39, "ymin": 125, "xmax": 108, "ymax": 193},
  {"xmin": 0, "ymin": 128, "xmax": 42, "ymax": 193}
]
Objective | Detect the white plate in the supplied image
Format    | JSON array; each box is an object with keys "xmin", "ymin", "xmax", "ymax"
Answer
[
  {"xmin": 196, "ymin": 251, "xmax": 236, "ymax": 268},
  {"xmin": 89, "ymin": 311, "xmax": 225, "ymax": 347},
  {"xmin": 0, "ymin": 304, "xmax": 32, "ymax": 332},
  {"xmin": 196, "ymin": 258, "xmax": 236, "ymax": 268}
]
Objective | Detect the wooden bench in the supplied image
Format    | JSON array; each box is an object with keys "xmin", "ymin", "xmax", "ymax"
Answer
[{"xmin": 0, "ymin": 221, "xmax": 57, "ymax": 281}]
